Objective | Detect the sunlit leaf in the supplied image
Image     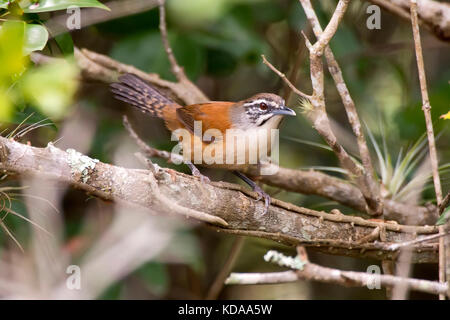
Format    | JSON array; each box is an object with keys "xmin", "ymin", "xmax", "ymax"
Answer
[
  {"xmin": 7, "ymin": 0, "xmax": 23, "ymax": 16},
  {"xmin": 19, "ymin": 59, "xmax": 79, "ymax": 119},
  {"xmin": 22, "ymin": 0, "xmax": 109, "ymax": 13},
  {"xmin": 440, "ymin": 111, "xmax": 450, "ymax": 120},
  {"xmin": 23, "ymin": 23, "xmax": 49, "ymax": 55},
  {"xmin": 0, "ymin": 21, "xmax": 28, "ymax": 80},
  {"xmin": 0, "ymin": 88, "xmax": 14, "ymax": 122}
]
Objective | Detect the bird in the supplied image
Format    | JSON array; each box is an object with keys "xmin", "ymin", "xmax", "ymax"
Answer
[{"xmin": 110, "ymin": 73, "xmax": 296, "ymax": 211}]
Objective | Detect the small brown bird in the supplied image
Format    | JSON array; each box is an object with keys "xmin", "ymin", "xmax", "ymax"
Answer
[{"xmin": 111, "ymin": 73, "xmax": 296, "ymax": 209}]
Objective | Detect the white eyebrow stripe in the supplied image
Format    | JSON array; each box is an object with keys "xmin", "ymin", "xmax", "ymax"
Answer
[{"xmin": 243, "ymin": 99, "xmax": 279, "ymax": 108}]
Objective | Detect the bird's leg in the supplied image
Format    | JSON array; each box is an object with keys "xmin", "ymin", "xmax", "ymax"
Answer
[
  {"xmin": 233, "ymin": 171, "xmax": 270, "ymax": 213},
  {"xmin": 186, "ymin": 161, "xmax": 211, "ymax": 184}
]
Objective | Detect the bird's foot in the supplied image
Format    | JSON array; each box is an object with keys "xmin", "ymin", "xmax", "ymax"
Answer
[
  {"xmin": 186, "ymin": 162, "xmax": 211, "ymax": 184},
  {"xmin": 233, "ymin": 171, "xmax": 270, "ymax": 214},
  {"xmin": 253, "ymin": 184, "xmax": 271, "ymax": 214}
]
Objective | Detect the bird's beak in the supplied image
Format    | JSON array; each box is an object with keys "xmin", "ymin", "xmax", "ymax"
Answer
[{"xmin": 272, "ymin": 106, "xmax": 296, "ymax": 116}]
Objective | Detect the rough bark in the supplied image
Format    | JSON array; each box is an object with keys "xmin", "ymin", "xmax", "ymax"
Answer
[{"xmin": 0, "ymin": 137, "xmax": 439, "ymax": 263}]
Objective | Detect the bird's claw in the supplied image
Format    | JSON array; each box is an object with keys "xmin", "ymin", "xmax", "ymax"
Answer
[
  {"xmin": 197, "ymin": 173, "xmax": 211, "ymax": 184},
  {"xmin": 253, "ymin": 184, "xmax": 271, "ymax": 214},
  {"xmin": 191, "ymin": 168, "xmax": 211, "ymax": 184},
  {"xmin": 187, "ymin": 162, "xmax": 211, "ymax": 184}
]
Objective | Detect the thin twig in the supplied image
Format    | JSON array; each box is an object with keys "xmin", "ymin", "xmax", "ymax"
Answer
[
  {"xmin": 122, "ymin": 116, "xmax": 181, "ymax": 163},
  {"xmin": 409, "ymin": 0, "xmax": 445, "ymax": 300},
  {"xmin": 45, "ymin": 0, "xmax": 160, "ymax": 38},
  {"xmin": 368, "ymin": 0, "xmax": 450, "ymax": 42},
  {"xmin": 135, "ymin": 153, "xmax": 229, "ymax": 227},
  {"xmin": 226, "ymin": 264, "xmax": 448, "ymax": 297},
  {"xmin": 206, "ymin": 236, "xmax": 245, "ymax": 300},
  {"xmin": 158, "ymin": 0, "xmax": 187, "ymax": 82},
  {"xmin": 278, "ymin": 0, "xmax": 382, "ymax": 216},
  {"xmin": 299, "ymin": 0, "xmax": 382, "ymax": 216},
  {"xmin": 227, "ymin": 248, "xmax": 448, "ymax": 297},
  {"xmin": 384, "ymin": 231, "xmax": 450, "ymax": 251},
  {"xmin": 439, "ymin": 191, "xmax": 450, "ymax": 215},
  {"xmin": 261, "ymin": 55, "xmax": 311, "ymax": 99}
]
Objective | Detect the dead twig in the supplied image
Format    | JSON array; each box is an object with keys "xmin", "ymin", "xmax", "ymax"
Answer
[
  {"xmin": 158, "ymin": 0, "xmax": 186, "ymax": 82},
  {"xmin": 409, "ymin": 0, "xmax": 445, "ymax": 300},
  {"xmin": 299, "ymin": 0, "xmax": 382, "ymax": 216},
  {"xmin": 206, "ymin": 236, "xmax": 245, "ymax": 300},
  {"xmin": 261, "ymin": 55, "xmax": 311, "ymax": 99},
  {"xmin": 226, "ymin": 263, "xmax": 448, "ymax": 297}
]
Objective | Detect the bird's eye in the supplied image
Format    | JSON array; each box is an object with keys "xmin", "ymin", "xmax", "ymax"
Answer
[{"xmin": 259, "ymin": 103, "xmax": 268, "ymax": 111}]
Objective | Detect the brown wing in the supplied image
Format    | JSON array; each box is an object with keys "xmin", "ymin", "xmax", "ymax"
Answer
[{"xmin": 176, "ymin": 102, "xmax": 233, "ymax": 137}]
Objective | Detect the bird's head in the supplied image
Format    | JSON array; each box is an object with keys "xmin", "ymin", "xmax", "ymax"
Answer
[{"xmin": 231, "ymin": 93, "xmax": 296, "ymax": 129}]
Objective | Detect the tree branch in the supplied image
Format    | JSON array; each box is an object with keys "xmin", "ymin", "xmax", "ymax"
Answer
[
  {"xmin": 368, "ymin": 0, "xmax": 450, "ymax": 42},
  {"xmin": 31, "ymin": 41, "xmax": 439, "ymax": 225},
  {"xmin": 409, "ymin": 0, "xmax": 446, "ymax": 299},
  {"xmin": 121, "ymin": 115, "xmax": 438, "ymax": 226},
  {"xmin": 226, "ymin": 263, "xmax": 448, "ymax": 296},
  {"xmin": 300, "ymin": 0, "xmax": 382, "ymax": 216},
  {"xmin": 0, "ymin": 137, "xmax": 440, "ymax": 263}
]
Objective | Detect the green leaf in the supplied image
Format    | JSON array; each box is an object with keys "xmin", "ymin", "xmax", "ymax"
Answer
[
  {"xmin": 0, "ymin": 21, "xmax": 28, "ymax": 80},
  {"xmin": 6, "ymin": 0, "xmax": 23, "ymax": 16},
  {"xmin": 137, "ymin": 262, "xmax": 169, "ymax": 297},
  {"xmin": 22, "ymin": 0, "xmax": 110, "ymax": 13},
  {"xmin": 436, "ymin": 208, "xmax": 450, "ymax": 226},
  {"xmin": 0, "ymin": 88, "xmax": 14, "ymax": 122},
  {"xmin": 19, "ymin": 59, "xmax": 79, "ymax": 119},
  {"xmin": 23, "ymin": 23, "xmax": 49, "ymax": 55},
  {"xmin": 54, "ymin": 32, "xmax": 74, "ymax": 55}
]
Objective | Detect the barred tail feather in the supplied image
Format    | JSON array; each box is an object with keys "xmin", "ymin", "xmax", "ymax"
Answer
[{"xmin": 110, "ymin": 73, "xmax": 175, "ymax": 118}]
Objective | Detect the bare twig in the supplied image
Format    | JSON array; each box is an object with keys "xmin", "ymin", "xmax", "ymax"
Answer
[
  {"xmin": 123, "ymin": 116, "xmax": 180, "ymax": 162},
  {"xmin": 309, "ymin": 0, "xmax": 350, "ymax": 56},
  {"xmin": 385, "ymin": 231, "xmax": 450, "ymax": 251},
  {"xmin": 45, "ymin": 0, "xmax": 160, "ymax": 38},
  {"xmin": 158, "ymin": 0, "xmax": 186, "ymax": 82},
  {"xmin": 261, "ymin": 55, "xmax": 311, "ymax": 99},
  {"xmin": 367, "ymin": 0, "xmax": 450, "ymax": 42},
  {"xmin": 206, "ymin": 236, "xmax": 245, "ymax": 300},
  {"xmin": 73, "ymin": 47, "xmax": 208, "ymax": 105},
  {"xmin": 135, "ymin": 153, "xmax": 228, "ymax": 227},
  {"xmin": 299, "ymin": 0, "xmax": 382, "ymax": 216},
  {"xmin": 226, "ymin": 247, "xmax": 449, "ymax": 297},
  {"xmin": 226, "ymin": 263, "xmax": 448, "ymax": 297},
  {"xmin": 409, "ymin": 0, "xmax": 445, "ymax": 299},
  {"xmin": 264, "ymin": 0, "xmax": 381, "ymax": 216},
  {"xmin": 439, "ymin": 191, "xmax": 450, "ymax": 215}
]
